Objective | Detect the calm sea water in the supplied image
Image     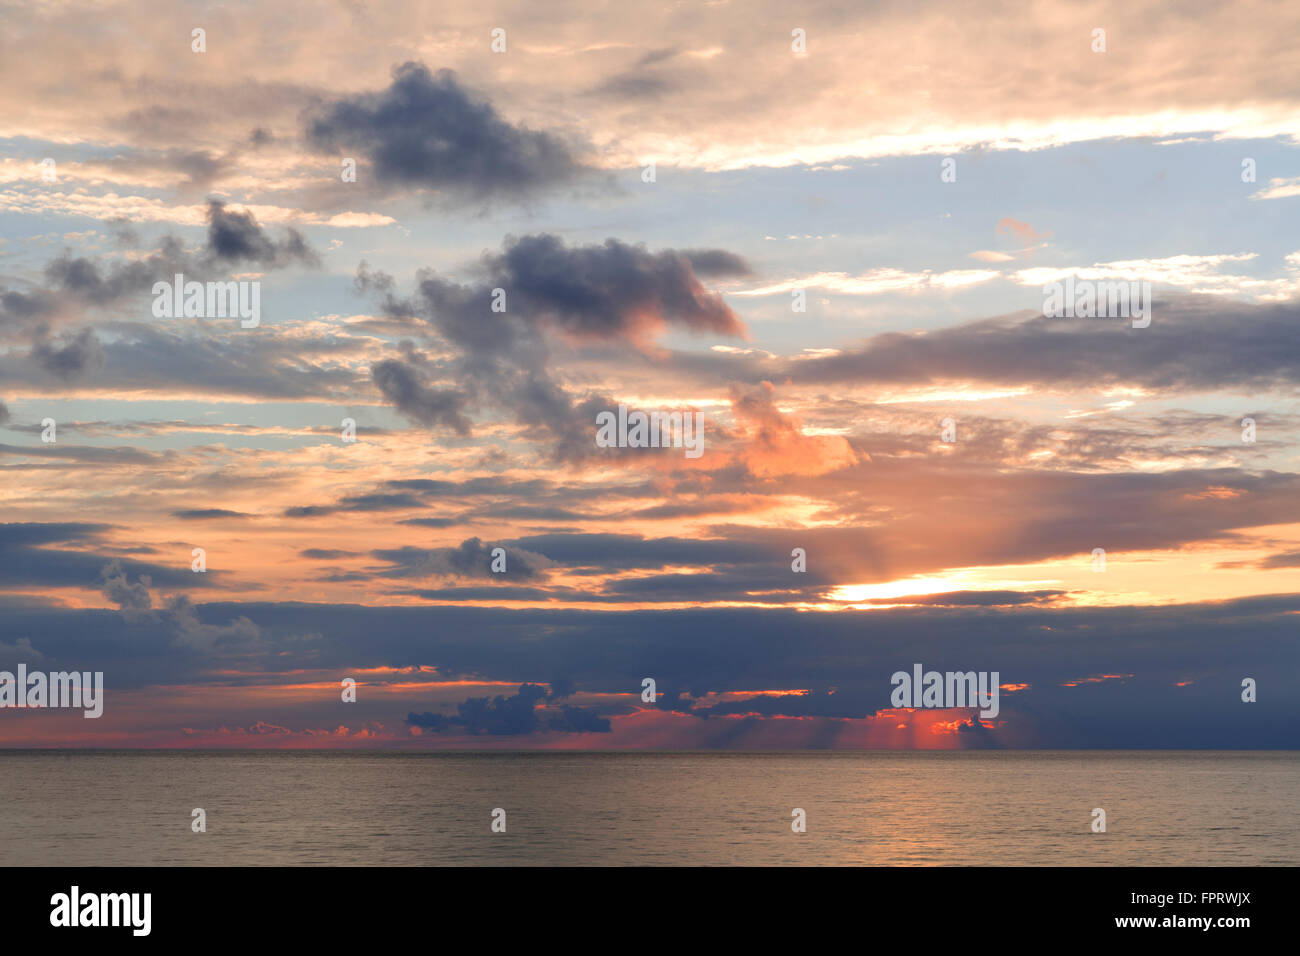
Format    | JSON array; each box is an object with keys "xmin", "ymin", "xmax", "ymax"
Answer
[{"xmin": 0, "ymin": 751, "xmax": 1294, "ymax": 866}]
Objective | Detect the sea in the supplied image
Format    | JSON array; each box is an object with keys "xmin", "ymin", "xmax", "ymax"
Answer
[{"xmin": 0, "ymin": 750, "xmax": 1294, "ymax": 866}]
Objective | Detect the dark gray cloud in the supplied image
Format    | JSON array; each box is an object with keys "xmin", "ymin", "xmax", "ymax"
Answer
[
  {"xmin": 386, "ymin": 477, "xmax": 565, "ymax": 497},
  {"xmin": 357, "ymin": 234, "xmax": 746, "ymax": 455},
  {"xmin": 788, "ymin": 296, "xmax": 1300, "ymax": 394},
  {"xmin": 372, "ymin": 536, "xmax": 548, "ymax": 581},
  {"xmin": 304, "ymin": 62, "xmax": 592, "ymax": 203},
  {"xmin": 285, "ymin": 475, "xmax": 635, "ymax": 519},
  {"xmin": 42, "ymin": 201, "xmax": 317, "ymax": 299},
  {"xmin": 285, "ymin": 495, "xmax": 429, "ymax": 520},
  {"xmin": 395, "ymin": 585, "xmax": 562, "ymax": 601},
  {"xmin": 479, "ymin": 234, "xmax": 746, "ymax": 341},
  {"xmin": 361, "ymin": 232, "xmax": 746, "ymax": 376},
  {"xmin": 97, "ymin": 562, "xmax": 259, "ymax": 652},
  {"xmin": 1219, "ymin": 550, "xmax": 1300, "ymax": 570},
  {"xmin": 99, "ymin": 559, "xmax": 154, "ymax": 616},
  {"xmin": 369, "ymin": 359, "xmax": 471, "ymax": 434},
  {"xmin": 585, "ymin": 48, "xmax": 682, "ymax": 101},
  {"xmin": 549, "ymin": 704, "xmax": 613, "ymax": 733},
  {"xmin": 32, "ymin": 328, "xmax": 104, "ymax": 379},
  {"xmin": 0, "ymin": 523, "xmax": 198, "ymax": 590},
  {"xmin": 283, "ymin": 505, "xmax": 334, "ymax": 518},
  {"xmin": 0, "ymin": 323, "xmax": 365, "ymax": 400},
  {"xmin": 0, "ymin": 442, "xmax": 164, "ymax": 465},
  {"xmin": 204, "ymin": 200, "xmax": 319, "ymax": 268},
  {"xmin": 511, "ymin": 531, "xmax": 764, "ymax": 571},
  {"xmin": 406, "ymin": 683, "xmax": 610, "ymax": 735},
  {"xmin": 0, "ymin": 285, "xmax": 61, "ymax": 340},
  {"xmin": 0, "ymin": 203, "xmax": 321, "ymax": 388},
  {"xmin": 589, "ymin": 72, "xmax": 675, "ymax": 101},
  {"xmin": 682, "ymin": 248, "xmax": 753, "ymax": 277},
  {"xmin": 398, "ymin": 517, "xmax": 462, "ymax": 529},
  {"xmin": 171, "ymin": 509, "xmax": 253, "ymax": 520},
  {"xmin": 8, "ymin": 595, "xmax": 1294, "ymax": 746},
  {"xmin": 0, "ymin": 522, "xmax": 112, "ymax": 547}
]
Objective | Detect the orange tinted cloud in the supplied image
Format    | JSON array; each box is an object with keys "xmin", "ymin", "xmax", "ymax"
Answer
[{"xmin": 727, "ymin": 381, "xmax": 859, "ymax": 477}]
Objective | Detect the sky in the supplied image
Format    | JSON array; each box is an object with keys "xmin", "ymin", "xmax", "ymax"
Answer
[{"xmin": 0, "ymin": 0, "xmax": 1297, "ymax": 748}]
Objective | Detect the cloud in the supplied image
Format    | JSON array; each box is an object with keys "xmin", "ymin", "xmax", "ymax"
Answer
[
  {"xmin": 0, "ymin": 637, "xmax": 44, "ymax": 667},
  {"xmin": 8, "ymin": 594, "xmax": 1292, "ymax": 746},
  {"xmin": 163, "ymin": 593, "xmax": 263, "ymax": 652},
  {"xmin": 97, "ymin": 561, "xmax": 262, "ymax": 652},
  {"xmin": 681, "ymin": 248, "xmax": 752, "ymax": 277},
  {"xmin": 32, "ymin": 328, "xmax": 105, "ymax": 380},
  {"xmin": 586, "ymin": 48, "xmax": 682, "ymax": 101},
  {"xmin": 373, "ymin": 536, "xmax": 551, "ymax": 581},
  {"xmin": 861, "ymin": 590, "xmax": 1066, "ymax": 606},
  {"xmin": 996, "ymin": 217, "xmax": 1048, "ymax": 245},
  {"xmin": 0, "ymin": 525, "xmax": 196, "ymax": 591},
  {"xmin": 44, "ymin": 201, "xmax": 319, "ymax": 293},
  {"xmin": 406, "ymin": 682, "xmax": 610, "ymax": 735},
  {"xmin": 369, "ymin": 359, "xmax": 472, "ymax": 434},
  {"xmin": 0, "ymin": 323, "xmax": 366, "ymax": 400},
  {"xmin": 204, "ymin": 200, "xmax": 320, "ymax": 268},
  {"xmin": 300, "ymin": 549, "xmax": 360, "ymax": 560},
  {"xmin": 9, "ymin": 1, "xmax": 1300, "ymax": 179},
  {"xmin": 727, "ymin": 381, "xmax": 859, "ymax": 477},
  {"xmin": 1011, "ymin": 253, "xmax": 1300, "ymax": 300},
  {"xmin": 358, "ymin": 234, "xmax": 747, "ymax": 456},
  {"xmin": 549, "ymin": 704, "xmax": 613, "ymax": 733},
  {"xmin": 1252, "ymin": 176, "xmax": 1300, "ymax": 200},
  {"xmin": 101, "ymin": 147, "xmax": 237, "ymax": 191},
  {"xmin": 470, "ymin": 233, "xmax": 746, "ymax": 342},
  {"xmin": 284, "ymin": 475, "xmax": 596, "ymax": 519},
  {"xmin": 1219, "ymin": 550, "xmax": 1300, "ymax": 570},
  {"xmin": 99, "ymin": 560, "xmax": 154, "ymax": 617},
  {"xmin": 171, "ymin": 509, "xmax": 253, "ymax": 520},
  {"xmin": 788, "ymin": 296, "xmax": 1300, "ymax": 394},
  {"xmin": 304, "ymin": 62, "xmax": 593, "ymax": 203},
  {"xmin": 0, "ymin": 286, "xmax": 61, "ymax": 341},
  {"xmin": 732, "ymin": 268, "xmax": 1000, "ymax": 298},
  {"xmin": 1, "ymin": 203, "xmax": 322, "ymax": 386}
]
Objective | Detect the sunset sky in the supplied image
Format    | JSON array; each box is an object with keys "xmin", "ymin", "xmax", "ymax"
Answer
[{"xmin": 1, "ymin": 0, "xmax": 1297, "ymax": 748}]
